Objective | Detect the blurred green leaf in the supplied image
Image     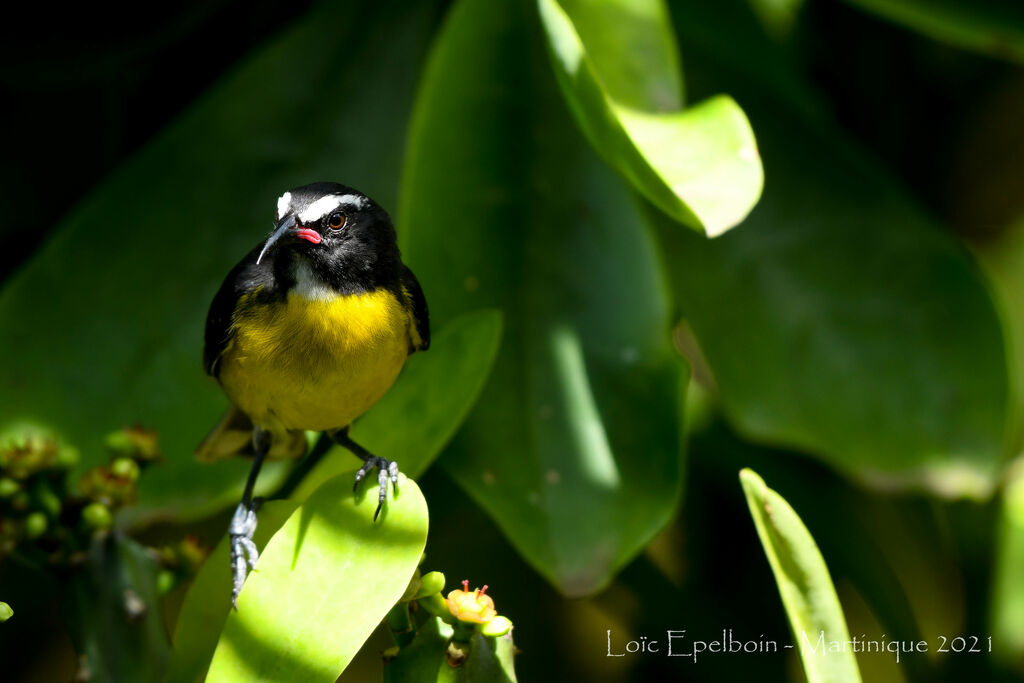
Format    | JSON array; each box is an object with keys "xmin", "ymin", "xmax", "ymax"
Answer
[
  {"xmin": 400, "ymin": 0, "xmax": 687, "ymax": 597},
  {"xmin": 0, "ymin": 601, "xmax": 10, "ymax": 622},
  {"xmin": 61, "ymin": 535, "xmax": 170, "ymax": 683},
  {"xmin": 649, "ymin": 0, "xmax": 1011, "ymax": 496},
  {"xmin": 383, "ymin": 617, "xmax": 518, "ymax": 682},
  {"xmin": 0, "ymin": 0, "xmax": 445, "ymax": 521},
  {"xmin": 290, "ymin": 310, "xmax": 503, "ymax": 501},
  {"xmin": 538, "ymin": 0, "xmax": 762, "ymax": 236},
  {"xmin": 841, "ymin": 0, "xmax": 1024, "ymax": 64},
  {"xmin": 991, "ymin": 460, "xmax": 1024, "ymax": 665},
  {"xmin": 205, "ymin": 473, "xmax": 428, "ymax": 682},
  {"xmin": 746, "ymin": 0, "xmax": 806, "ymax": 39},
  {"xmin": 166, "ymin": 501, "xmax": 297, "ymax": 683},
  {"xmin": 974, "ymin": 217, "xmax": 1024, "ymax": 449},
  {"xmin": 740, "ymin": 468, "xmax": 862, "ymax": 683}
]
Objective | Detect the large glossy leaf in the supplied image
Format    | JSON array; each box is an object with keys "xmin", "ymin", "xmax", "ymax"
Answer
[
  {"xmin": 0, "ymin": 0, "xmax": 445, "ymax": 521},
  {"xmin": 649, "ymin": 0, "xmax": 1011, "ymax": 496},
  {"xmin": 537, "ymin": 0, "xmax": 762, "ymax": 236},
  {"xmin": 289, "ymin": 310, "xmax": 503, "ymax": 501},
  {"xmin": 740, "ymin": 469, "xmax": 862, "ymax": 683},
  {"xmin": 205, "ymin": 473, "xmax": 428, "ymax": 682},
  {"xmin": 400, "ymin": 0, "xmax": 687, "ymax": 597},
  {"xmin": 841, "ymin": 0, "xmax": 1024, "ymax": 64}
]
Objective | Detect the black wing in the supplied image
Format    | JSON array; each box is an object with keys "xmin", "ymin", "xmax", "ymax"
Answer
[
  {"xmin": 400, "ymin": 263, "xmax": 430, "ymax": 353},
  {"xmin": 203, "ymin": 245, "xmax": 279, "ymax": 377}
]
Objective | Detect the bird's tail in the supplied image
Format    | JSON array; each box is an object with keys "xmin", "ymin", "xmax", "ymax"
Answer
[{"xmin": 195, "ymin": 404, "xmax": 308, "ymax": 461}]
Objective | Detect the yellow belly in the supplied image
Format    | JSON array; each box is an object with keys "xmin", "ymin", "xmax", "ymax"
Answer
[{"xmin": 218, "ymin": 288, "xmax": 411, "ymax": 433}]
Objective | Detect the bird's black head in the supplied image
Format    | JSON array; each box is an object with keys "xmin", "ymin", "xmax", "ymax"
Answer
[{"xmin": 259, "ymin": 182, "xmax": 401, "ymax": 294}]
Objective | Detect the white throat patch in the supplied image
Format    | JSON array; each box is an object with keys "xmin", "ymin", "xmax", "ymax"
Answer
[{"xmin": 292, "ymin": 261, "xmax": 335, "ymax": 301}]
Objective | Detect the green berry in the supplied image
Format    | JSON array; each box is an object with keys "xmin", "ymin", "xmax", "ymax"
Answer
[
  {"xmin": 419, "ymin": 571, "xmax": 446, "ymax": 596},
  {"xmin": 82, "ymin": 502, "xmax": 113, "ymax": 529},
  {"xmin": 24, "ymin": 512, "xmax": 47, "ymax": 539},
  {"xmin": 110, "ymin": 458, "xmax": 140, "ymax": 481},
  {"xmin": 0, "ymin": 478, "xmax": 19, "ymax": 498},
  {"xmin": 156, "ymin": 570, "xmax": 176, "ymax": 596}
]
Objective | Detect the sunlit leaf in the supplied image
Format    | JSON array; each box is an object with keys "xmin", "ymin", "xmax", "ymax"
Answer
[
  {"xmin": 166, "ymin": 501, "xmax": 297, "ymax": 683},
  {"xmin": 991, "ymin": 460, "xmax": 1024, "ymax": 664},
  {"xmin": 289, "ymin": 310, "xmax": 503, "ymax": 502},
  {"xmin": 205, "ymin": 474, "xmax": 428, "ymax": 682},
  {"xmin": 538, "ymin": 0, "xmax": 762, "ymax": 236},
  {"xmin": 0, "ymin": 0, "xmax": 445, "ymax": 521},
  {"xmin": 740, "ymin": 468, "xmax": 862, "ymax": 683},
  {"xmin": 400, "ymin": 0, "xmax": 687, "ymax": 597}
]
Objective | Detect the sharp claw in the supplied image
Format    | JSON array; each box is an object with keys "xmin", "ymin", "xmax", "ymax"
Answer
[{"xmin": 352, "ymin": 457, "xmax": 401, "ymax": 521}]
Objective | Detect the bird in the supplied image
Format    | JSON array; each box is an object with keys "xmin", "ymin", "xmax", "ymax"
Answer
[{"xmin": 196, "ymin": 182, "xmax": 429, "ymax": 607}]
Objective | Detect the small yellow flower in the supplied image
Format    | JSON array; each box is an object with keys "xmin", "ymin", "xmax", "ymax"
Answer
[{"xmin": 446, "ymin": 580, "xmax": 497, "ymax": 624}]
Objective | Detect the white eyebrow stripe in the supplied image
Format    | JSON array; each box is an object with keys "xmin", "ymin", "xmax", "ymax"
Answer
[
  {"xmin": 296, "ymin": 193, "xmax": 368, "ymax": 224},
  {"xmin": 276, "ymin": 191, "xmax": 292, "ymax": 219}
]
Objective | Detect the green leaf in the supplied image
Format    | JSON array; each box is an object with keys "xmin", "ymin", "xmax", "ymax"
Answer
[
  {"xmin": 648, "ymin": 0, "xmax": 1011, "ymax": 496},
  {"xmin": 991, "ymin": 460, "xmax": 1024, "ymax": 664},
  {"xmin": 739, "ymin": 468, "xmax": 862, "ymax": 683},
  {"xmin": 60, "ymin": 535, "xmax": 171, "ymax": 683},
  {"xmin": 840, "ymin": 0, "xmax": 1024, "ymax": 64},
  {"xmin": 166, "ymin": 501, "xmax": 297, "ymax": 683},
  {"xmin": 0, "ymin": 0, "xmax": 445, "ymax": 521},
  {"xmin": 538, "ymin": 0, "xmax": 762, "ymax": 236},
  {"xmin": 289, "ymin": 310, "xmax": 503, "ymax": 501},
  {"xmin": 383, "ymin": 617, "xmax": 518, "ymax": 683},
  {"xmin": 0, "ymin": 602, "xmax": 10, "ymax": 622},
  {"xmin": 400, "ymin": 0, "xmax": 687, "ymax": 597},
  {"xmin": 973, "ymin": 217, "xmax": 1024, "ymax": 448},
  {"xmin": 205, "ymin": 473, "xmax": 428, "ymax": 682}
]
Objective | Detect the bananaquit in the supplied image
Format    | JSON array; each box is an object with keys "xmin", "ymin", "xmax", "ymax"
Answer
[{"xmin": 197, "ymin": 182, "xmax": 429, "ymax": 606}]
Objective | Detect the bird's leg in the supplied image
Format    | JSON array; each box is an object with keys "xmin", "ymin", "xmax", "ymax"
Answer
[
  {"xmin": 332, "ymin": 427, "xmax": 399, "ymax": 521},
  {"xmin": 229, "ymin": 427, "xmax": 269, "ymax": 609}
]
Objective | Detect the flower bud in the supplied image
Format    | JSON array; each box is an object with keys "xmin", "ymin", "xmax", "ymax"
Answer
[{"xmin": 481, "ymin": 615, "xmax": 513, "ymax": 637}]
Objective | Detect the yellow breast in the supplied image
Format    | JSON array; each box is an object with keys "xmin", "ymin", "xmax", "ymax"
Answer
[{"xmin": 218, "ymin": 288, "xmax": 412, "ymax": 433}]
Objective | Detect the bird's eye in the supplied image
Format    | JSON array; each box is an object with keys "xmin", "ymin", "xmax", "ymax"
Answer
[{"xmin": 327, "ymin": 211, "xmax": 347, "ymax": 230}]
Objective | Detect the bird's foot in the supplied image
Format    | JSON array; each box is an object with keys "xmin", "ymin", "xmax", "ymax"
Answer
[
  {"xmin": 353, "ymin": 457, "xmax": 399, "ymax": 521},
  {"xmin": 229, "ymin": 501, "xmax": 260, "ymax": 609}
]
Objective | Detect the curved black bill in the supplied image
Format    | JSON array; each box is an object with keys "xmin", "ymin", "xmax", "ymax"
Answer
[{"xmin": 256, "ymin": 215, "xmax": 297, "ymax": 265}]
